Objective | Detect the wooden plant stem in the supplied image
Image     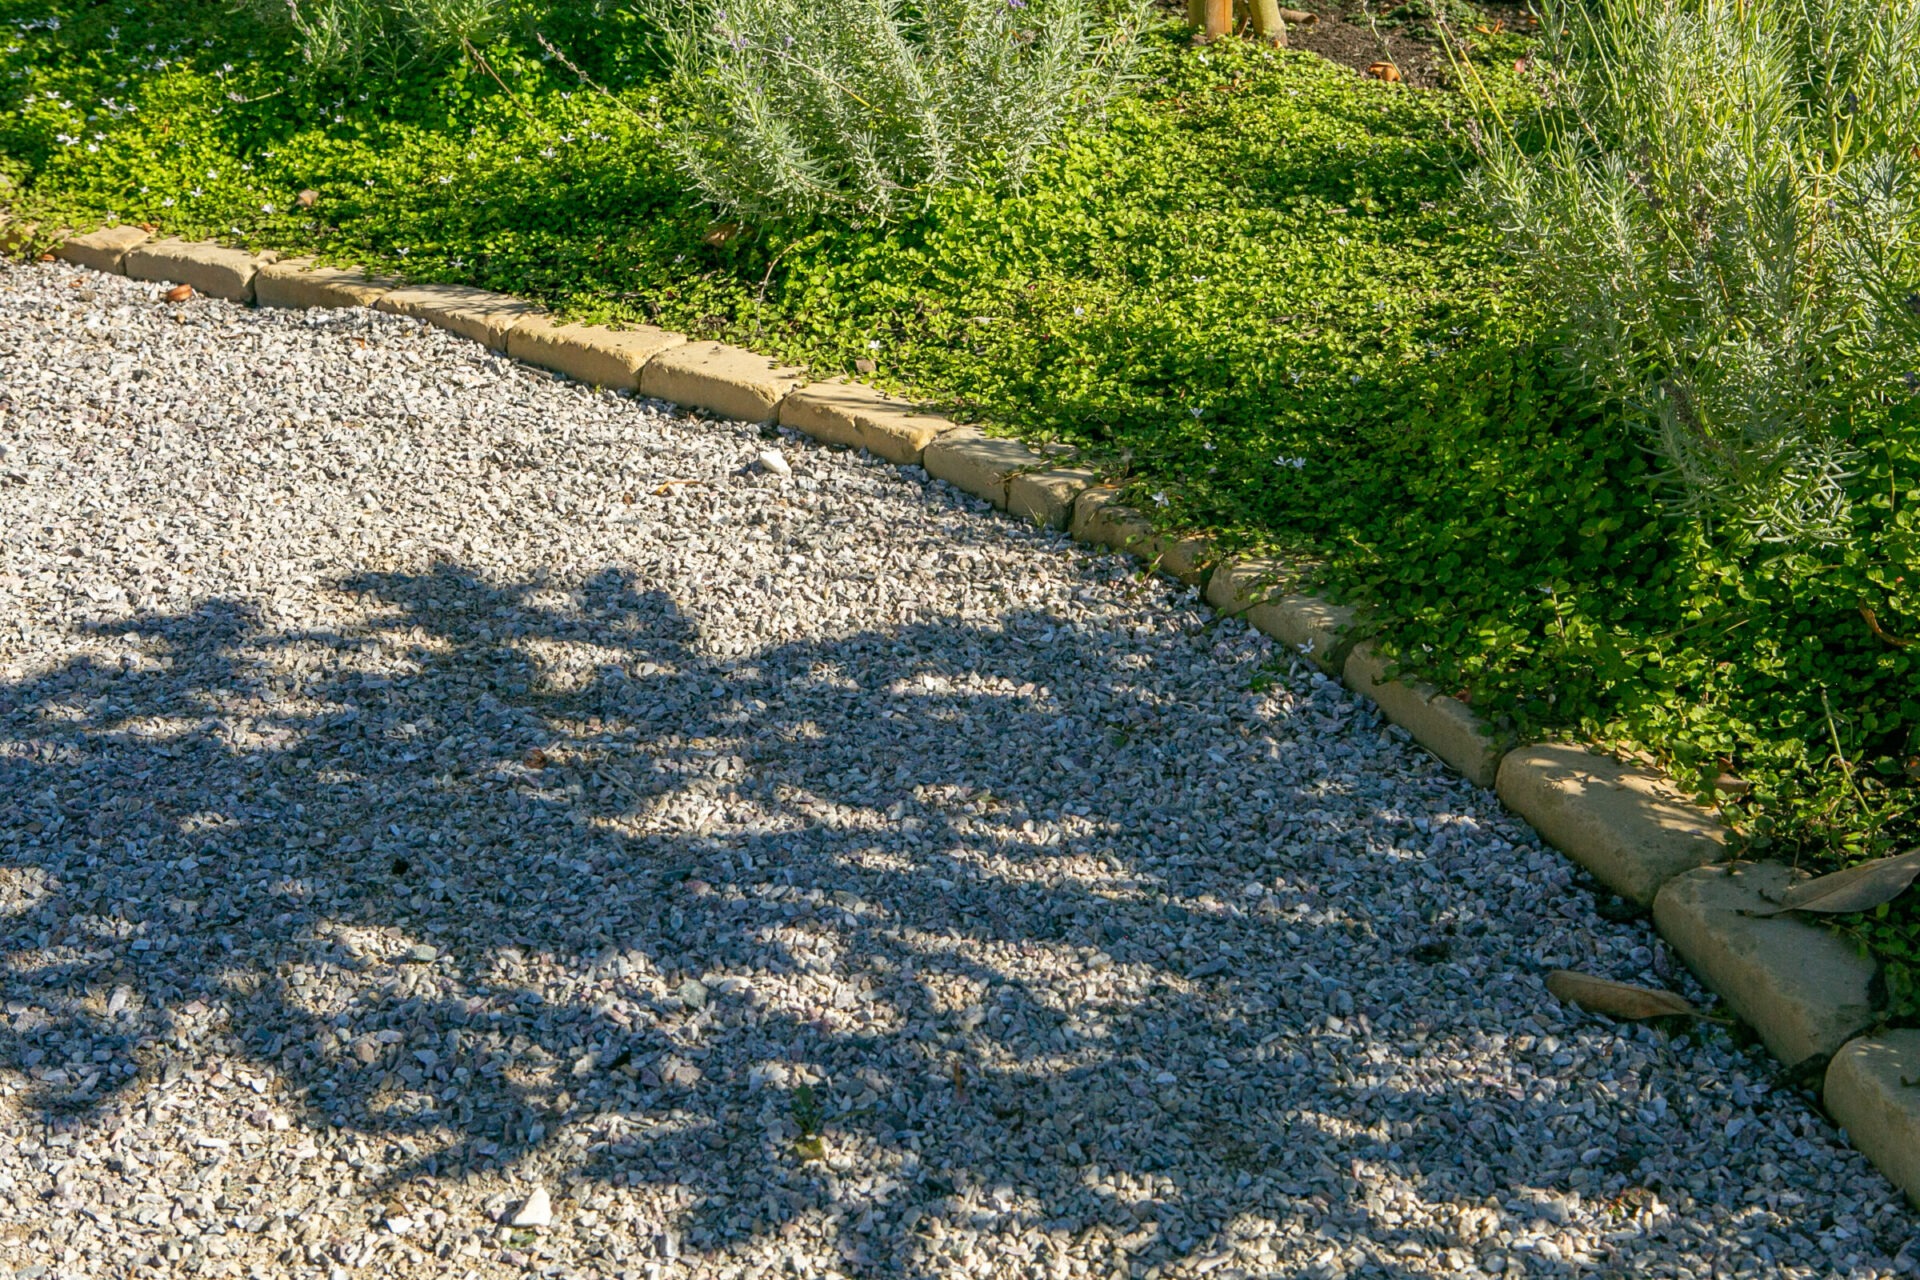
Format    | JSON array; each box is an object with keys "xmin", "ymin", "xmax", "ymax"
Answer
[
  {"xmin": 1191, "ymin": 0, "xmax": 1233, "ymax": 39},
  {"xmin": 1247, "ymin": 0, "xmax": 1289, "ymax": 43}
]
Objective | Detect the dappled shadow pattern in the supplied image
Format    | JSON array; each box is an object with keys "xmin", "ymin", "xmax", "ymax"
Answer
[{"xmin": 0, "ymin": 562, "xmax": 1889, "ymax": 1276}]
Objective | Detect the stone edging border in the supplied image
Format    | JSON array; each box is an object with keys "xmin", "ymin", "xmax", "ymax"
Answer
[{"xmin": 28, "ymin": 227, "xmax": 1920, "ymax": 1208}]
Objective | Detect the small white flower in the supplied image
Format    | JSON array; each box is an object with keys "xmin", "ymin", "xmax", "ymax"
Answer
[
  {"xmin": 539, "ymin": 146, "xmax": 555, "ymax": 159},
  {"xmin": 261, "ymin": 203, "xmax": 274, "ymax": 214},
  {"xmin": 1150, "ymin": 491, "xmax": 1168, "ymax": 506},
  {"xmin": 1072, "ymin": 306, "xmax": 1084, "ymax": 316},
  {"xmin": 206, "ymin": 167, "xmax": 217, "ymax": 178},
  {"xmin": 160, "ymin": 196, "xmax": 175, "ymax": 207},
  {"xmin": 867, "ymin": 339, "xmax": 881, "ymax": 350}
]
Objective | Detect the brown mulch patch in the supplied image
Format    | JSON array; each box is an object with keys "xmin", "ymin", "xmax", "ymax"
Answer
[{"xmin": 1152, "ymin": 1, "xmax": 1539, "ymax": 92}]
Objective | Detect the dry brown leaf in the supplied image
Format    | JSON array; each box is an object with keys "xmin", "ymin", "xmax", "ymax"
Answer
[
  {"xmin": 702, "ymin": 222, "xmax": 743, "ymax": 248},
  {"xmin": 1747, "ymin": 848, "xmax": 1920, "ymax": 917},
  {"xmin": 295, "ymin": 188, "xmax": 320, "ymax": 209},
  {"xmin": 164, "ymin": 283, "xmax": 193, "ymax": 303},
  {"xmin": 1367, "ymin": 61, "xmax": 1402, "ymax": 83},
  {"xmin": 1546, "ymin": 970, "xmax": 1700, "ymax": 1020},
  {"xmin": 1276, "ymin": 7, "xmax": 1316, "ymax": 21}
]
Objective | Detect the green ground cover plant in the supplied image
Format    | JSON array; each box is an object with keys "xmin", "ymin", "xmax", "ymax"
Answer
[{"xmin": 2, "ymin": 0, "xmax": 1915, "ymax": 1013}]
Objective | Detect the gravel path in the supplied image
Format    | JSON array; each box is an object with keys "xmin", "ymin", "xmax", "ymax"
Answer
[{"xmin": 0, "ymin": 260, "xmax": 1914, "ymax": 1280}]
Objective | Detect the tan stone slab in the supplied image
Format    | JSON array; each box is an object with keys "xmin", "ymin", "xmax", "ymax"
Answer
[
  {"xmin": 1203, "ymin": 556, "xmax": 1350, "ymax": 672},
  {"xmin": 123, "ymin": 238, "xmax": 275, "ymax": 303},
  {"xmin": 639, "ymin": 341, "xmax": 805, "ymax": 424},
  {"xmin": 0, "ymin": 220, "xmax": 38, "ymax": 255},
  {"xmin": 1008, "ymin": 467, "xmax": 1098, "ymax": 530},
  {"xmin": 54, "ymin": 225, "xmax": 149, "ymax": 274},
  {"xmin": 1652, "ymin": 863, "xmax": 1880, "ymax": 1070},
  {"xmin": 256, "ymin": 259, "xmax": 398, "ymax": 310},
  {"xmin": 778, "ymin": 378, "xmax": 955, "ymax": 463},
  {"xmin": 922, "ymin": 427, "xmax": 1041, "ymax": 507},
  {"xmin": 1156, "ymin": 534, "xmax": 1214, "ymax": 586},
  {"xmin": 1497, "ymin": 744, "xmax": 1726, "ymax": 905},
  {"xmin": 1071, "ymin": 487, "xmax": 1156, "ymax": 555},
  {"xmin": 506, "ymin": 316, "xmax": 685, "ymax": 390},
  {"xmin": 1071, "ymin": 489, "xmax": 1219, "ymax": 586},
  {"xmin": 1825, "ymin": 1031, "xmax": 1920, "ymax": 1208},
  {"xmin": 1343, "ymin": 641, "xmax": 1507, "ymax": 787},
  {"xmin": 375, "ymin": 283, "xmax": 543, "ymax": 350}
]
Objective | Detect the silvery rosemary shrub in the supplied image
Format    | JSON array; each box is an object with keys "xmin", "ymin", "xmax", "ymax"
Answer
[
  {"xmin": 1469, "ymin": 0, "xmax": 1920, "ymax": 546},
  {"xmin": 254, "ymin": 0, "xmax": 523, "ymax": 75},
  {"xmin": 639, "ymin": 0, "xmax": 1152, "ymax": 223}
]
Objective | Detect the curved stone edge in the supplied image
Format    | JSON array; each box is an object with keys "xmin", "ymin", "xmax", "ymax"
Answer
[
  {"xmin": 1496, "ymin": 744, "xmax": 1727, "ymax": 906},
  {"xmin": 1343, "ymin": 641, "xmax": 1507, "ymax": 788},
  {"xmin": 125, "ymin": 237, "xmax": 277, "ymax": 304},
  {"xmin": 31, "ymin": 248, "xmax": 1915, "ymax": 1204},
  {"xmin": 1824, "ymin": 1031, "xmax": 1920, "ymax": 1208},
  {"xmin": 1651, "ymin": 863, "xmax": 1881, "ymax": 1070}
]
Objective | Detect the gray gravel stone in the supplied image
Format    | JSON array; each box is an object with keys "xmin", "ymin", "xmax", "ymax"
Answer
[{"xmin": 0, "ymin": 260, "xmax": 1913, "ymax": 1279}]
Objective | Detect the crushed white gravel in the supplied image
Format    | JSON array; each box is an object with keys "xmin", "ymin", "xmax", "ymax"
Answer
[{"xmin": 0, "ymin": 260, "xmax": 1914, "ymax": 1280}]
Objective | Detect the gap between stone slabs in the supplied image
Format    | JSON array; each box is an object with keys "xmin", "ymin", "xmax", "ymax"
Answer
[{"xmin": 31, "ymin": 235, "xmax": 1919, "ymax": 1207}]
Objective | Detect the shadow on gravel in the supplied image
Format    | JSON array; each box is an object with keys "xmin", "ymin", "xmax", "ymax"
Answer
[{"xmin": 0, "ymin": 562, "xmax": 1772, "ymax": 1276}]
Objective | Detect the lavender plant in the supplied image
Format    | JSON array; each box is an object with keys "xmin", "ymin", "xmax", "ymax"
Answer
[
  {"xmin": 1467, "ymin": 0, "xmax": 1920, "ymax": 546},
  {"xmin": 639, "ymin": 0, "xmax": 1152, "ymax": 223},
  {"xmin": 254, "ymin": 0, "xmax": 523, "ymax": 75}
]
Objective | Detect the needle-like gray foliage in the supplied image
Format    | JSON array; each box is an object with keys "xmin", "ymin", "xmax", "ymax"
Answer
[
  {"xmin": 640, "ymin": 0, "xmax": 1152, "ymax": 223},
  {"xmin": 1471, "ymin": 0, "xmax": 1920, "ymax": 546},
  {"xmin": 253, "ymin": 0, "xmax": 524, "ymax": 74}
]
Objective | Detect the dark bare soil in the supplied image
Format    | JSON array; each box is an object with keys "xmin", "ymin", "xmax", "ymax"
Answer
[{"xmin": 1156, "ymin": 0, "xmax": 1539, "ymax": 91}]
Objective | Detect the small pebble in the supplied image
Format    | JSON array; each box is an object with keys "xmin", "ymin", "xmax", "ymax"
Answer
[{"xmin": 508, "ymin": 1187, "xmax": 552, "ymax": 1229}]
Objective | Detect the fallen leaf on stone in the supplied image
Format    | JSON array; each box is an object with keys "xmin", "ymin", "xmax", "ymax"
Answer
[
  {"xmin": 1546, "ymin": 970, "xmax": 1700, "ymax": 1020},
  {"xmin": 164, "ymin": 283, "xmax": 193, "ymax": 303},
  {"xmin": 1746, "ymin": 848, "xmax": 1920, "ymax": 917}
]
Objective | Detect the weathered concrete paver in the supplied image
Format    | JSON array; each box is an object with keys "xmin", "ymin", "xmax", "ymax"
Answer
[{"xmin": 0, "ymin": 262, "xmax": 1914, "ymax": 1279}]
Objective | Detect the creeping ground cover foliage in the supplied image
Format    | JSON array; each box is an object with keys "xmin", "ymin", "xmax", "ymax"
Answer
[{"xmin": 1, "ymin": 0, "xmax": 1917, "ymax": 1012}]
